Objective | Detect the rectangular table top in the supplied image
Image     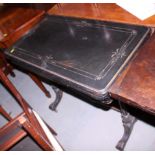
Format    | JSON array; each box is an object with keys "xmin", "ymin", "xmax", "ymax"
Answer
[
  {"xmin": 110, "ymin": 33, "xmax": 155, "ymax": 115},
  {"xmin": 5, "ymin": 15, "xmax": 150, "ymax": 100}
]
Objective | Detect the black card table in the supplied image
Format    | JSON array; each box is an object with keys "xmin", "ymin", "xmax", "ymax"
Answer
[
  {"xmin": 5, "ymin": 14, "xmax": 150, "ymax": 150},
  {"xmin": 5, "ymin": 15, "xmax": 150, "ymax": 100}
]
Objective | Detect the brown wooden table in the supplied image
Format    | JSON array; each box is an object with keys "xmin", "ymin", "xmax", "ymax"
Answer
[
  {"xmin": 0, "ymin": 6, "xmax": 45, "ymax": 48},
  {"xmin": 110, "ymin": 33, "xmax": 155, "ymax": 115},
  {"xmin": 48, "ymin": 3, "xmax": 155, "ymax": 27}
]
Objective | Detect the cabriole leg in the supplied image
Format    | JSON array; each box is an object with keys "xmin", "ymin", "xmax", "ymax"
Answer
[
  {"xmin": 49, "ymin": 85, "xmax": 63, "ymax": 112},
  {"xmin": 116, "ymin": 101, "xmax": 137, "ymax": 151}
]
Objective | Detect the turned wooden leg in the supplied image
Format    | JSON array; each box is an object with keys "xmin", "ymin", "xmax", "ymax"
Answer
[
  {"xmin": 0, "ymin": 105, "xmax": 12, "ymax": 121},
  {"xmin": 28, "ymin": 73, "xmax": 51, "ymax": 98}
]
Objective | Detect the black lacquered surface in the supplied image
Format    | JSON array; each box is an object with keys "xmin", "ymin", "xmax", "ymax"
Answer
[{"xmin": 5, "ymin": 15, "xmax": 150, "ymax": 100}]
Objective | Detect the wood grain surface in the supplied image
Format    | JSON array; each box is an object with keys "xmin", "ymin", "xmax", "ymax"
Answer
[
  {"xmin": 0, "ymin": 6, "xmax": 45, "ymax": 48},
  {"xmin": 48, "ymin": 3, "xmax": 155, "ymax": 27},
  {"xmin": 109, "ymin": 33, "xmax": 155, "ymax": 115}
]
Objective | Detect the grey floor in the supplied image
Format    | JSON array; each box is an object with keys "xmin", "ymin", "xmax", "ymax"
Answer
[{"xmin": 1, "ymin": 69, "xmax": 155, "ymax": 151}]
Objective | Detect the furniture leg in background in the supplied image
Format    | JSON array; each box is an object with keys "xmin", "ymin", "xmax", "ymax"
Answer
[
  {"xmin": 0, "ymin": 6, "xmax": 51, "ymax": 99},
  {"xmin": 0, "ymin": 52, "xmax": 15, "ymax": 77},
  {"xmin": 28, "ymin": 73, "xmax": 51, "ymax": 98},
  {"xmin": 0, "ymin": 68, "xmax": 63, "ymax": 151},
  {"xmin": 0, "ymin": 51, "xmax": 51, "ymax": 98},
  {"xmin": 0, "ymin": 105, "xmax": 12, "ymax": 121}
]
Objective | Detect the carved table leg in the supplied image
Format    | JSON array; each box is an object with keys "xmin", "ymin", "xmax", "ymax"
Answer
[
  {"xmin": 49, "ymin": 86, "xmax": 63, "ymax": 112},
  {"xmin": 116, "ymin": 101, "xmax": 137, "ymax": 151}
]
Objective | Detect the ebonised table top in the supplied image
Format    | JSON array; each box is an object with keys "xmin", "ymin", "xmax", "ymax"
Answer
[{"xmin": 5, "ymin": 15, "xmax": 150, "ymax": 100}]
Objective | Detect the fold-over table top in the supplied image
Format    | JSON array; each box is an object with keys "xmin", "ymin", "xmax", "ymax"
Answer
[
  {"xmin": 110, "ymin": 33, "xmax": 155, "ymax": 115},
  {"xmin": 5, "ymin": 15, "xmax": 150, "ymax": 100}
]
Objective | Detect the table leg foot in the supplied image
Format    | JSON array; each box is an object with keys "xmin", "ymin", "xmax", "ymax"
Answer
[
  {"xmin": 49, "ymin": 86, "xmax": 63, "ymax": 111},
  {"xmin": 116, "ymin": 112, "xmax": 137, "ymax": 151}
]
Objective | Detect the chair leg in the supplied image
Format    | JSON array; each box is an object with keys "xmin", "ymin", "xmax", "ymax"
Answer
[
  {"xmin": 0, "ymin": 68, "xmax": 61, "ymax": 151},
  {"xmin": 0, "ymin": 105, "xmax": 12, "ymax": 121},
  {"xmin": 22, "ymin": 120, "xmax": 54, "ymax": 151},
  {"xmin": 28, "ymin": 73, "xmax": 51, "ymax": 98},
  {"xmin": 0, "ymin": 52, "xmax": 15, "ymax": 77},
  {"xmin": 22, "ymin": 110, "xmax": 63, "ymax": 151},
  {"xmin": 0, "ymin": 113, "xmax": 27, "ymax": 151},
  {"xmin": 0, "ymin": 68, "xmax": 52, "ymax": 144}
]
